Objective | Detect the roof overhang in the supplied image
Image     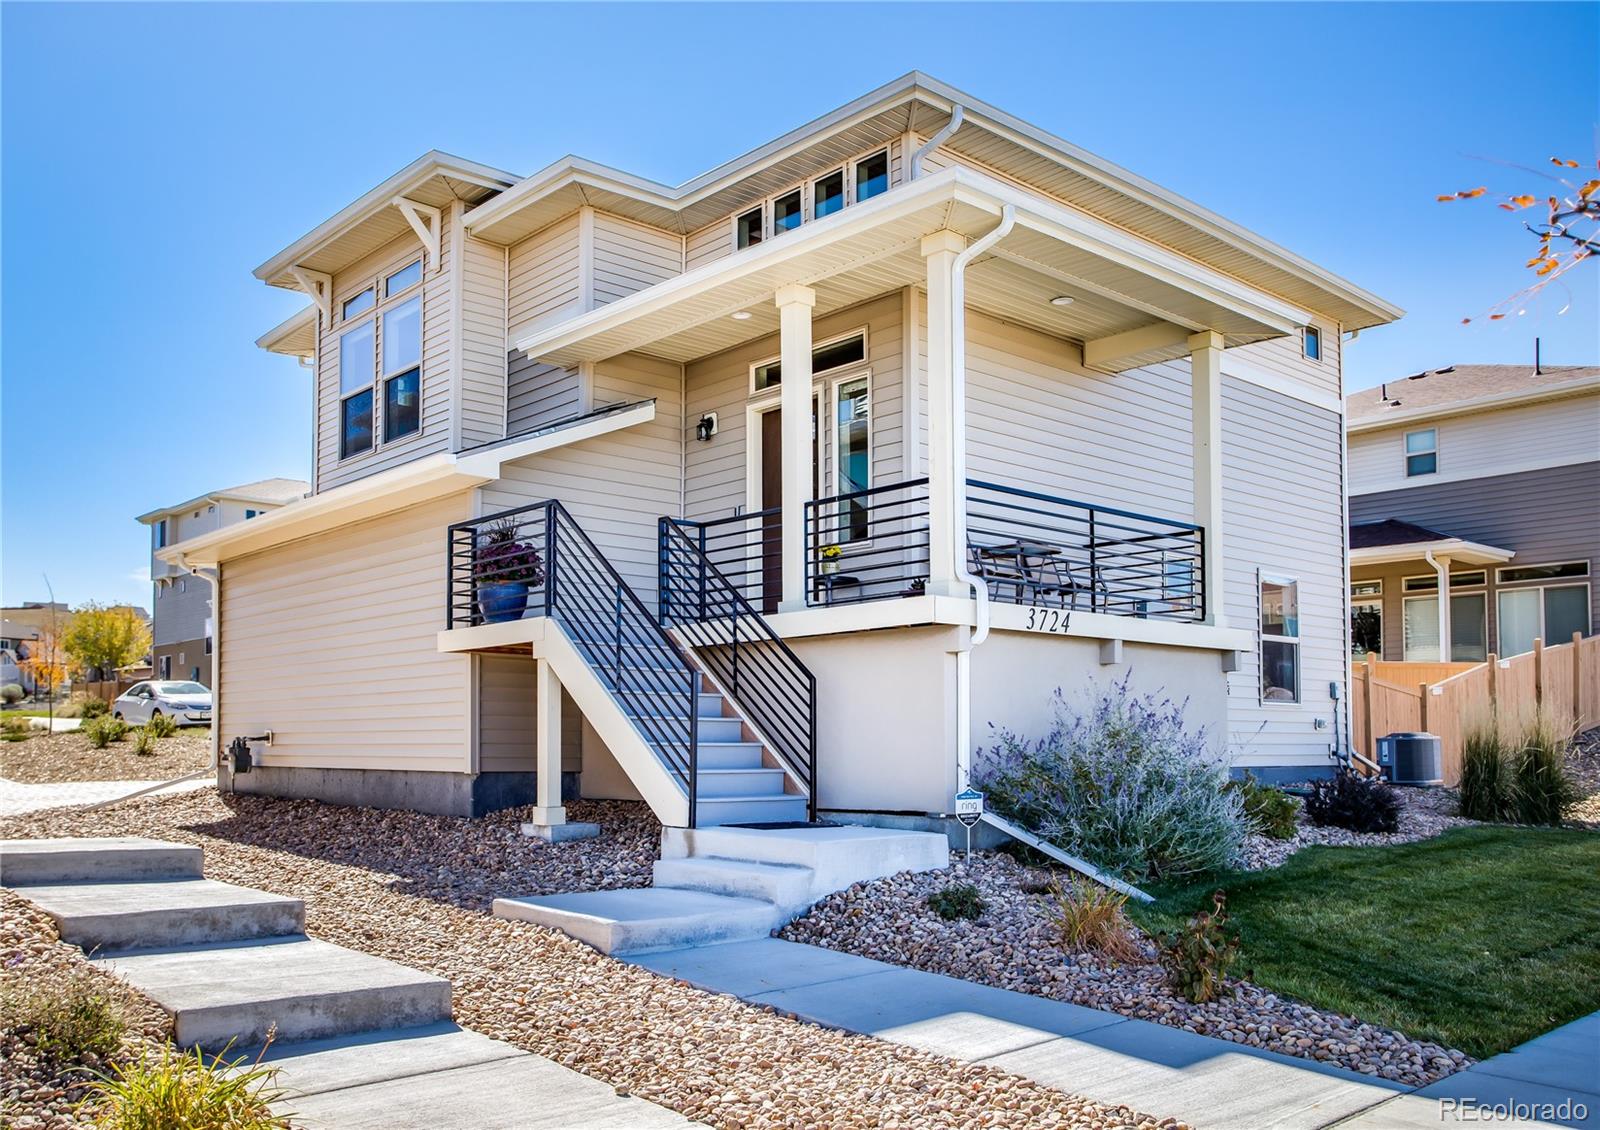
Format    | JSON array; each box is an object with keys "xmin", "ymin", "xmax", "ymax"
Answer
[
  {"xmin": 1350, "ymin": 538, "xmax": 1516, "ymax": 567},
  {"xmin": 254, "ymin": 151, "xmax": 519, "ymax": 293},
  {"xmin": 465, "ymin": 72, "xmax": 1399, "ymax": 330},
  {"xmin": 1347, "ymin": 373, "xmax": 1600, "ymax": 433},
  {"xmin": 256, "ymin": 305, "xmax": 317, "ymax": 359},
  {"xmin": 160, "ymin": 401, "xmax": 656, "ymax": 568},
  {"xmin": 513, "ymin": 166, "xmax": 1308, "ymax": 373}
]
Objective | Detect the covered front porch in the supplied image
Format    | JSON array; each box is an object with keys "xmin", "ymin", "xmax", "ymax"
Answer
[{"xmin": 516, "ymin": 163, "xmax": 1310, "ymax": 643}]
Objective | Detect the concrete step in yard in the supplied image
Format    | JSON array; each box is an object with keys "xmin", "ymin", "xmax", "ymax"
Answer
[
  {"xmin": 494, "ymin": 887, "xmax": 780, "ymax": 955},
  {"xmin": 652, "ymin": 856, "xmax": 815, "ymax": 916},
  {"xmin": 16, "ymin": 878, "xmax": 305, "ymax": 951},
  {"xmin": 664, "ymin": 824, "xmax": 950, "ymax": 897},
  {"xmin": 94, "ymin": 935, "xmax": 453, "ymax": 1048},
  {"xmin": 1, "ymin": 837, "xmax": 203, "ymax": 884}
]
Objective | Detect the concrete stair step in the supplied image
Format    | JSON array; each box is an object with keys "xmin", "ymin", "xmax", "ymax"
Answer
[
  {"xmin": 1, "ymin": 837, "xmax": 203, "ymax": 885},
  {"xmin": 693, "ymin": 794, "xmax": 809, "ymax": 827},
  {"xmin": 18, "ymin": 878, "xmax": 304, "ymax": 951},
  {"xmin": 664, "ymin": 824, "xmax": 949, "ymax": 891},
  {"xmin": 93, "ymin": 936, "xmax": 453, "ymax": 1048},
  {"xmin": 651, "ymin": 856, "xmax": 815, "ymax": 915},
  {"xmin": 493, "ymin": 887, "xmax": 778, "ymax": 955},
  {"xmin": 694, "ymin": 767, "xmax": 789, "ymax": 797}
]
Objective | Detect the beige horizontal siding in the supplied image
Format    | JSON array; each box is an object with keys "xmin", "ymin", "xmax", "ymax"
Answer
[
  {"xmin": 1232, "ymin": 327, "xmax": 1341, "ymax": 400},
  {"xmin": 459, "ymin": 228, "xmax": 508, "ymax": 447},
  {"xmin": 506, "ymin": 356, "xmax": 582, "ymax": 436},
  {"xmin": 508, "ymin": 213, "xmax": 581, "ymax": 341},
  {"xmin": 476, "ymin": 655, "xmax": 582, "ymax": 774},
  {"xmin": 592, "ymin": 212, "xmax": 681, "ymax": 305},
  {"xmin": 219, "ymin": 494, "xmax": 473, "ymax": 772}
]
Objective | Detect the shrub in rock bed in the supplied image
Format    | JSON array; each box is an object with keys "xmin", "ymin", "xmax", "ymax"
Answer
[
  {"xmin": 1460, "ymin": 714, "xmax": 1579, "ymax": 826},
  {"xmin": 1460, "ymin": 723, "xmax": 1520, "ymax": 822},
  {"xmin": 977, "ymin": 676, "xmax": 1248, "ymax": 881},
  {"xmin": 1515, "ymin": 716, "xmax": 1579, "ymax": 825},
  {"xmin": 131, "ymin": 727, "xmax": 159, "ymax": 756},
  {"xmin": 1, "ymin": 682, "xmax": 23, "ymax": 704},
  {"xmin": 78, "ymin": 697, "xmax": 111, "ymax": 720},
  {"xmin": 145, "ymin": 712, "xmax": 179, "ymax": 739},
  {"xmin": 1162, "ymin": 890, "xmax": 1240, "ymax": 1004},
  {"xmin": 1047, "ymin": 876, "xmax": 1142, "ymax": 962},
  {"xmin": 84, "ymin": 716, "xmax": 131, "ymax": 749},
  {"xmin": 1227, "ymin": 772, "xmax": 1300, "ymax": 840},
  {"xmin": 1304, "ymin": 770, "xmax": 1400, "ymax": 833},
  {"xmin": 2, "ymin": 715, "xmax": 32, "ymax": 742},
  {"xmin": 89, "ymin": 1042, "xmax": 288, "ymax": 1130},
  {"xmin": 927, "ymin": 883, "xmax": 986, "ymax": 921},
  {"xmin": 2, "ymin": 964, "xmax": 127, "ymax": 1063}
]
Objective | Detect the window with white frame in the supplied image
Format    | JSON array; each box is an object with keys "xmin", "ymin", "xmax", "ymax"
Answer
[
  {"xmin": 750, "ymin": 330, "xmax": 866, "ymax": 393},
  {"xmin": 732, "ymin": 148, "xmax": 892, "ymax": 251},
  {"xmin": 337, "ymin": 259, "xmax": 423, "ymax": 459},
  {"xmin": 1496, "ymin": 561, "xmax": 1590, "ymax": 655},
  {"xmin": 736, "ymin": 207, "xmax": 763, "ymax": 250},
  {"xmin": 1404, "ymin": 428, "xmax": 1437, "ymax": 477},
  {"xmin": 813, "ymin": 168, "xmax": 845, "ymax": 219},
  {"xmin": 833, "ymin": 375, "xmax": 870, "ymax": 541},
  {"xmin": 1260, "ymin": 574, "xmax": 1300, "ymax": 703},
  {"xmin": 1303, "ymin": 325, "xmax": 1322, "ymax": 361},
  {"xmin": 1400, "ymin": 570, "xmax": 1489, "ymax": 661}
]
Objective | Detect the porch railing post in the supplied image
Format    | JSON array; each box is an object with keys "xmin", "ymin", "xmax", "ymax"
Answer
[{"xmin": 543, "ymin": 502, "xmax": 557, "ymax": 616}]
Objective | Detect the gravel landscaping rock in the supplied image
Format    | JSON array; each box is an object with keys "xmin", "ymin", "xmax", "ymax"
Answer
[
  {"xmin": 1, "ymin": 729, "xmax": 212, "ymax": 784},
  {"xmin": 1566, "ymin": 726, "xmax": 1600, "ymax": 829},
  {"xmin": 780, "ymin": 852, "xmax": 1472, "ymax": 1089},
  {"xmin": 1, "ymin": 792, "xmax": 1176, "ymax": 1130},
  {"xmin": 1240, "ymin": 785, "xmax": 1478, "ymax": 871},
  {"xmin": 2, "ymin": 890, "xmax": 171, "ymax": 1129}
]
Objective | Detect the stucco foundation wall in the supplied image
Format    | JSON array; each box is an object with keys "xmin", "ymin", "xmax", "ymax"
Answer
[
  {"xmin": 790, "ymin": 625, "xmax": 959, "ymax": 815},
  {"xmin": 968, "ymin": 632, "xmax": 1231, "ymax": 768}
]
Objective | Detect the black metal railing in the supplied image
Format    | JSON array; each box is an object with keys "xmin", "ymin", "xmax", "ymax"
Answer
[
  {"xmin": 660, "ymin": 517, "xmax": 818, "ymax": 820},
  {"xmin": 803, "ymin": 478, "xmax": 931, "ymax": 606},
  {"xmin": 666, "ymin": 508, "xmax": 781, "ymax": 611},
  {"xmin": 966, "ymin": 479, "xmax": 1205, "ymax": 622},
  {"xmin": 447, "ymin": 500, "xmax": 703, "ymax": 823}
]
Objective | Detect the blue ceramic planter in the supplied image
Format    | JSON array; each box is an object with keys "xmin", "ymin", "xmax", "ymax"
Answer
[{"xmin": 478, "ymin": 581, "xmax": 530, "ymax": 624}]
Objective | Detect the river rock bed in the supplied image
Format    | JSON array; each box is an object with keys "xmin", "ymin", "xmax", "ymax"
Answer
[
  {"xmin": 1240, "ymin": 784, "xmax": 1477, "ymax": 870},
  {"xmin": 779, "ymin": 851, "xmax": 1471, "ymax": 1088}
]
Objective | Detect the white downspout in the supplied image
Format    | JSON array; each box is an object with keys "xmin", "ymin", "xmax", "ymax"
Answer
[
  {"xmin": 179, "ymin": 557, "xmax": 223, "ymax": 775},
  {"xmin": 910, "ymin": 105, "xmax": 964, "ymax": 180},
  {"xmin": 1424, "ymin": 550, "xmax": 1452, "ymax": 662},
  {"xmin": 948, "ymin": 203, "xmax": 1015, "ymax": 788}
]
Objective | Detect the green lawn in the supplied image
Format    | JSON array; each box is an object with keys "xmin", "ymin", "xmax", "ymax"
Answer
[{"xmin": 1130, "ymin": 826, "xmax": 1600, "ymax": 1059}]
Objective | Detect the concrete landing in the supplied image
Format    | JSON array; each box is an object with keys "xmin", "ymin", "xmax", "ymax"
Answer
[
  {"xmin": 661, "ymin": 823, "xmax": 949, "ymax": 899},
  {"xmin": 94, "ymin": 935, "xmax": 453, "ymax": 1047},
  {"xmin": 19, "ymin": 878, "xmax": 304, "ymax": 950},
  {"xmin": 494, "ymin": 887, "xmax": 778, "ymax": 955},
  {"xmin": 0, "ymin": 836, "xmax": 202, "ymax": 884},
  {"xmin": 1334, "ymin": 1012, "xmax": 1600, "ymax": 1128},
  {"xmin": 632, "ymin": 937, "xmax": 1407, "ymax": 1130},
  {"xmin": 262, "ymin": 1023, "xmax": 695, "ymax": 1129}
]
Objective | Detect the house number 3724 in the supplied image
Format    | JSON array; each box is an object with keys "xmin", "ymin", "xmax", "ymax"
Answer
[{"xmin": 1026, "ymin": 607, "xmax": 1072, "ymax": 634}]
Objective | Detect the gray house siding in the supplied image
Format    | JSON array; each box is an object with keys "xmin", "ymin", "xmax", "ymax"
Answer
[
  {"xmin": 152, "ymin": 579, "xmax": 212, "ymax": 648},
  {"xmin": 1350, "ymin": 461, "xmax": 1600, "ymax": 657}
]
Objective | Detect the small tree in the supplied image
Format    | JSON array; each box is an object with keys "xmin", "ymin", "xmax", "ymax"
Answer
[
  {"xmin": 62, "ymin": 603, "xmax": 151, "ymax": 681},
  {"xmin": 19, "ymin": 631, "xmax": 68, "ymax": 702}
]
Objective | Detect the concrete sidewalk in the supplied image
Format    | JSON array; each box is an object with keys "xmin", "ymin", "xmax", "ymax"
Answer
[
  {"xmin": 0, "ymin": 776, "xmax": 211, "ymax": 816},
  {"xmin": 1335, "ymin": 1012, "xmax": 1599, "ymax": 1129},
  {"xmin": 633, "ymin": 938, "xmax": 1407, "ymax": 1130}
]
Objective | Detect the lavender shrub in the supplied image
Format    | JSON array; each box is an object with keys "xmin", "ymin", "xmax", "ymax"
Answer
[{"xmin": 977, "ymin": 676, "xmax": 1247, "ymax": 881}]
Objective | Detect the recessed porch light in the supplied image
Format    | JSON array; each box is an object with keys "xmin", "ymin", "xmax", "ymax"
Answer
[
  {"xmin": 1049, "ymin": 295, "xmax": 1075, "ymax": 307},
  {"xmin": 731, "ymin": 311, "xmax": 753, "ymax": 321}
]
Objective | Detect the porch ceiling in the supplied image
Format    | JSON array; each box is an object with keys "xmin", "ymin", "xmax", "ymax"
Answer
[{"xmin": 516, "ymin": 166, "xmax": 1306, "ymax": 373}]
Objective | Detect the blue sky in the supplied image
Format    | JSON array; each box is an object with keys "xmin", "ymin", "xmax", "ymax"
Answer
[{"xmin": 2, "ymin": 2, "xmax": 1596, "ymax": 610}]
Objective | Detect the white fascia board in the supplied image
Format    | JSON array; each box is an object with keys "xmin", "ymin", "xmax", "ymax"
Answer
[
  {"xmin": 255, "ymin": 304, "xmax": 317, "ymax": 355},
  {"xmin": 1346, "ymin": 375, "xmax": 1600, "ymax": 434},
  {"xmin": 254, "ymin": 151, "xmax": 519, "ymax": 283},
  {"xmin": 1349, "ymin": 539, "xmax": 1516, "ymax": 567},
  {"xmin": 516, "ymin": 167, "xmax": 1305, "ymax": 363}
]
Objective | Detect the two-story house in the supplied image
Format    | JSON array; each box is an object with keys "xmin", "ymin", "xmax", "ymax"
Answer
[
  {"xmin": 137, "ymin": 479, "xmax": 307, "ymax": 684},
  {"xmin": 163, "ymin": 73, "xmax": 1400, "ymax": 836},
  {"xmin": 1347, "ymin": 361, "xmax": 1598, "ymax": 663}
]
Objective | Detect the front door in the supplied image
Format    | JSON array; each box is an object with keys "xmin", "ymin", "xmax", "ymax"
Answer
[{"xmin": 757, "ymin": 405, "xmax": 819, "ymax": 614}]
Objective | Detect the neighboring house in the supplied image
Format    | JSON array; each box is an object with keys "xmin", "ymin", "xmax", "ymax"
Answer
[
  {"xmin": 1347, "ymin": 362, "xmax": 1599, "ymax": 662},
  {"xmin": 137, "ymin": 479, "xmax": 308, "ymax": 685},
  {"xmin": 0, "ymin": 619, "xmax": 40, "ymax": 693},
  {"xmin": 163, "ymin": 73, "xmax": 1399, "ymax": 829}
]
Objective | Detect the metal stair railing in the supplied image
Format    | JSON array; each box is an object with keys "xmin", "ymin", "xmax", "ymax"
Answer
[{"xmin": 659, "ymin": 516, "xmax": 818, "ymax": 821}]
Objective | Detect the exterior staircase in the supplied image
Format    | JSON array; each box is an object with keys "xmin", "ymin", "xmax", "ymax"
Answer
[{"xmin": 494, "ymin": 824, "xmax": 949, "ymax": 955}]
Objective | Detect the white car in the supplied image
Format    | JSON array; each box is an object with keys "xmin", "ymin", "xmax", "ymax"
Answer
[{"xmin": 113, "ymin": 681, "xmax": 212, "ymax": 726}]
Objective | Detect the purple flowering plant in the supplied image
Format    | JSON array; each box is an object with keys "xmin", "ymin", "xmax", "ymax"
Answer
[
  {"xmin": 474, "ymin": 517, "xmax": 546, "ymax": 587},
  {"xmin": 976, "ymin": 674, "xmax": 1247, "ymax": 882}
]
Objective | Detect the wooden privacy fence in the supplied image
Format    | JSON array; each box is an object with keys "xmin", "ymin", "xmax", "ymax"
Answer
[
  {"xmin": 78, "ymin": 678, "xmax": 140, "ymax": 704},
  {"xmin": 1350, "ymin": 633, "xmax": 1600, "ymax": 784}
]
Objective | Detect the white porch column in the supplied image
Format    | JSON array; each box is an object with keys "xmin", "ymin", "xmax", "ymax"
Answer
[
  {"xmin": 1428, "ymin": 553, "xmax": 1453, "ymax": 661},
  {"xmin": 1188, "ymin": 331, "xmax": 1227, "ymax": 627},
  {"xmin": 529, "ymin": 657, "xmax": 566, "ymax": 827},
  {"xmin": 775, "ymin": 284, "xmax": 817, "ymax": 611},
  {"xmin": 921, "ymin": 230, "xmax": 966, "ymax": 598}
]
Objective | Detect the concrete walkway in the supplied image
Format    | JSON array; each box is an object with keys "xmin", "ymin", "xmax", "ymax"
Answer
[
  {"xmin": 1335, "ymin": 1012, "xmax": 1599, "ymax": 1129},
  {"xmin": 633, "ymin": 937, "xmax": 1408, "ymax": 1130},
  {"xmin": 0, "ymin": 775, "xmax": 211, "ymax": 816}
]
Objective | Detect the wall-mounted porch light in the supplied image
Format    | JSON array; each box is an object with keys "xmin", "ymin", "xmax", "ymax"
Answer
[{"xmin": 696, "ymin": 413, "xmax": 719, "ymax": 442}]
